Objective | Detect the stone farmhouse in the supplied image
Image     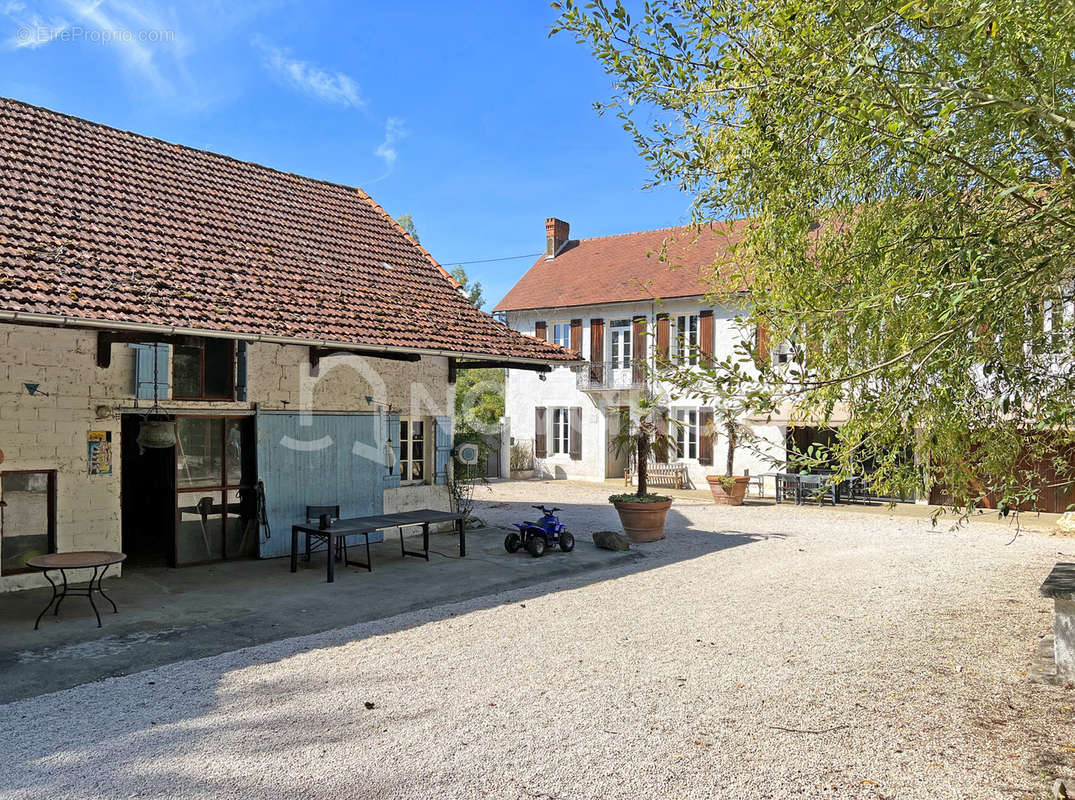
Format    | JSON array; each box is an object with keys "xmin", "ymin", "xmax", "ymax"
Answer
[{"xmin": 0, "ymin": 98, "xmax": 576, "ymax": 593}]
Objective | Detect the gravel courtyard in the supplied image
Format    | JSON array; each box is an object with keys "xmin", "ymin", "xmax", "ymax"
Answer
[{"xmin": 2, "ymin": 480, "xmax": 1074, "ymax": 799}]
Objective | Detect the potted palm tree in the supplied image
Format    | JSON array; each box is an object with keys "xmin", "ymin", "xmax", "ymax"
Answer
[
  {"xmin": 608, "ymin": 397, "xmax": 678, "ymax": 542},
  {"xmin": 705, "ymin": 406, "xmax": 755, "ymax": 506}
]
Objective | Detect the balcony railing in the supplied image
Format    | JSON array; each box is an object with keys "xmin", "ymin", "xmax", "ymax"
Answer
[{"xmin": 574, "ymin": 360, "xmax": 645, "ymax": 392}]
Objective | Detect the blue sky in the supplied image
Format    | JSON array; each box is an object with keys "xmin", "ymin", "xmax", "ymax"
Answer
[{"xmin": 0, "ymin": 1, "xmax": 691, "ymax": 308}]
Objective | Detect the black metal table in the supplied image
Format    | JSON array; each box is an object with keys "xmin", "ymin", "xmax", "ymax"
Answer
[
  {"xmin": 26, "ymin": 551, "xmax": 126, "ymax": 629},
  {"xmin": 291, "ymin": 509, "xmax": 466, "ymax": 583}
]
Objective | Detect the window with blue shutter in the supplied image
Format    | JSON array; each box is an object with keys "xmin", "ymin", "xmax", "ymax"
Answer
[
  {"xmin": 434, "ymin": 416, "xmax": 452, "ymax": 485},
  {"xmin": 130, "ymin": 343, "xmax": 171, "ymax": 401},
  {"xmin": 383, "ymin": 412, "xmax": 401, "ymax": 488}
]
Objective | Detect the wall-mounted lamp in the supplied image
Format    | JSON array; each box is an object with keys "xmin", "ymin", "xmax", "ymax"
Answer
[{"xmin": 24, "ymin": 383, "xmax": 49, "ymax": 397}]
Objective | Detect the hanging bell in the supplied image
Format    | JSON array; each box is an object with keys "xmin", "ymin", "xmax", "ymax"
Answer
[{"xmin": 137, "ymin": 417, "xmax": 176, "ymax": 452}]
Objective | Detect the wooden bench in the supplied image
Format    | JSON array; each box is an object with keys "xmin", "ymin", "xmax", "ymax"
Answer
[
  {"xmin": 1040, "ymin": 563, "xmax": 1075, "ymax": 680},
  {"xmin": 624, "ymin": 461, "xmax": 688, "ymax": 490}
]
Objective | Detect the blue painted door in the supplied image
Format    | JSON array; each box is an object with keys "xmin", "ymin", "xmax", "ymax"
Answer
[{"xmin": 256, "ymin": 413, "xmax": 384, "ymax": 558}]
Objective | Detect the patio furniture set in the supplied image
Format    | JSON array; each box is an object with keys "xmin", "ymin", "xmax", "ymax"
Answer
[
  {"xmin": 24, "ymin": 507, "xmax": 465, "ymax": 629},
  {"xmin": 765, "ymin": 472, "xmax": 873, "ymax": 506}
]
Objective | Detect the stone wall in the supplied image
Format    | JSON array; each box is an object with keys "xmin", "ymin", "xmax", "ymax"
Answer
[{"xmin": 0, "ymin": 322, "xmax": 453, "ymax": 593}]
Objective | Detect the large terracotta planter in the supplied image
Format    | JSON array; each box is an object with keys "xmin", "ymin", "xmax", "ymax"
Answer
[
  {"xmin": 612, "ymin": 498, "xmax": 672, "ymax": 542},
  {"xmin": 707, "ymin": 476, "xmax": 750, "ymax": 506}
]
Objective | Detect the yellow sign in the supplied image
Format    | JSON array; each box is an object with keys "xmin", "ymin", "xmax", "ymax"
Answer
[{"xmin": 88, "ymin": 430, "xmax": 112, "ymax": 475}]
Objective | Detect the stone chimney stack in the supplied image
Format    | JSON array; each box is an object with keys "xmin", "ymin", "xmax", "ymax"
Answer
[{"xmin": 545, "ymin": 217, "xmax": 570, "ymax": 259}]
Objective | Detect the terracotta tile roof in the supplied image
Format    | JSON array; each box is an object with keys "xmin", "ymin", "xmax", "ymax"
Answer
[
  {"xmin": 493, "ymin": 222, "xmax": 749, "ymax": 312},
  {"xmin": 0, "ymin": 97, "xmax": 576, "ymax": 363}
]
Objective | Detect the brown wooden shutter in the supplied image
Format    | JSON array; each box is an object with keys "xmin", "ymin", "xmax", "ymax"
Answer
[
  {"xmin": 534, "ymin": 407, "xmax": 547, "ymax": 458},
  {"xmin": 656, "ymin": 313, "xmax": 670, "ymax": 363},
  {"xmin": 535, "ymin": 321, "xmax": 547, "ymax": 341},
  {"xmin": 589, "ymin": 319, "xmax": 605, "ymax": 383},
  {"xmin": 699, "ymin": 310, "xmax": 714, "ymax": 367},
  {"xmin": 569, "ymin": 406, "xmax": 582, "ymax": 461},
  {"xmin": 698, "ymin": 408, "xmax": 714, "ymax": 466},
  {"xmin": 755, "ymin": 322, "xmax": 770, "ymax": 364},
  {"xmin": 569, "ymin": 318, "xmax": 582, "ymax": 353},
  {"xmin": 632, "ymin": 316, "xmax": 647, "ymax": 383},
  {"xmin": 654, "ymin": 408, "xmax": 669, "ymax": 464}
]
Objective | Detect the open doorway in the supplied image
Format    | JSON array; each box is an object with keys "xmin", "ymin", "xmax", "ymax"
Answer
[
  {"xmin": 605, "ymin": 406, "xmax": 630, "ymax": 479},
  {"xmin": 121, "ymin": 414, "xmax": 176, "ymax": 567}
]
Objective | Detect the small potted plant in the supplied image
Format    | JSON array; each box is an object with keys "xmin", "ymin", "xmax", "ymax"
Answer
[
  {"xmin": 705, "ymin": 407, "xmax": 754, "ymax": 506},
  {"xmin": 608, "ymin": 397, "xmax": 678, "ymax": 542}
]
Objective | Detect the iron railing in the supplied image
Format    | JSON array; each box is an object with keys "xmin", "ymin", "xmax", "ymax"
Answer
[{"xmin": 574, "ymin": 360, "xmax": 645, "ymax": 391}]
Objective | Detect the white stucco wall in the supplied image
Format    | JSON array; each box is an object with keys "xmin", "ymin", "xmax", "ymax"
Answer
[
  {"xmin": 503, "ymin": 297, "xmax": 787, "ymax": 488},
  {"xmin": 0, "ymin": 323, "xmax": 452, "ymax": 592}
]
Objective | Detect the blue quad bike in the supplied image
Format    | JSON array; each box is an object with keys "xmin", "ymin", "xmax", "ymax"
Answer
[{"xmin": 505, "ymin": 505, "xmax": 575, "ymax": 557}]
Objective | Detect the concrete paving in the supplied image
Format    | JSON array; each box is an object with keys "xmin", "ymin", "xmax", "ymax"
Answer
[{"xmin": 0, "ymin": 510, "xmax": 654, "ymax": 704}]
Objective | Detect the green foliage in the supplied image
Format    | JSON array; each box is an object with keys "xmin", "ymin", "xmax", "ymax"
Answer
[
  {"xmin": 713, "ymin": 476, "xmax": 739, "ymax": 493},
  {"xmin": 557, "ymin": 0, "xmax": 1075, "ymax": 514},
  {"xmin": 450, "ymin": 265, "xmax": 485, "ymax": 310},
  {"xmin": 609, "ymin": 493, "xmax": 672, "ymax": 504},
  {"xmin": 396, "ymin": 213, "xmax": 419, "ymax": 243},
  {"xmin": 451, "ymin": 264, "xmax": 500, "ymax": 433},
  {"xmin": 454, "ymin": 366, "xmax": 504, "ymax": 433},
  {"xmin": 608, "ymin": 394, "xmax": 680, "ymax": 499}
]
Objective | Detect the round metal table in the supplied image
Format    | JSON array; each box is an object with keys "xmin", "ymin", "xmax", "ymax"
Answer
[{"xmin": 25, "ymin": 551, "xmax": 126, "ymax": 629}]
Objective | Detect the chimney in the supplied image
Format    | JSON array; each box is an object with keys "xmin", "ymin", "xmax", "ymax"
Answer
[{"xmin": 545, "ymin": 217, "xmax": 569, "ymax": 259}]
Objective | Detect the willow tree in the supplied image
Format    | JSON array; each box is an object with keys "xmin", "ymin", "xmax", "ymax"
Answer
[{"xmin": 556, "ymin": 0, "xmax": 1075, "ymax": 513}]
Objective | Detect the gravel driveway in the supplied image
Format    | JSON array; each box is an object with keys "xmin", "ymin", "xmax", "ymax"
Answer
[{"xmin": 2, "ymin": 480, "xmax": 1073, "ymax": 800}]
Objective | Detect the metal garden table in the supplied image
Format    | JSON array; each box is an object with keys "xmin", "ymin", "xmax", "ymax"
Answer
[
  {"xmin": 290, "ymin": 509, "xmax": 467, "ymax": 583},
  {"xmin": 798, "ymin": 473, "xmax": 839, "ymax": 505},
  {"xmin": 26, "ymin": 551, "xmax": 126, "ymax": 629}
]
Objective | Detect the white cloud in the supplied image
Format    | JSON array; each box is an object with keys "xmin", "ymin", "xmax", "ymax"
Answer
[
  {"xmin": 255, "ymin": 38, "xmax": 364, "ymax": 108},
  {"xmin": 375, "ymin": 116, "xmax": 405, "ymax": 168}
]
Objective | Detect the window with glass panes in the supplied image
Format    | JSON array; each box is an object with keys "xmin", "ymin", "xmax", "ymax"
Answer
[
  {"xmin": 173, "ymin": 337, "xmax": 235, "ymax": 400},
  {"xmin": 0, "ymin": 470, "xmax": 56, "ymax": 575},
  {"xmin": 674, "ymin": 409, "xmax": 698, "ymax": 460},
  {"xmin": 551, "ymin": 407, "xmax": 570, "ymax": 454},
  {"xmin": 174, "ymin": 416, "xmax": 254, "ymax": 565},
  {"xmin": 609, "ymin": 319, "xmax": 632, "ymax": 368},
  {"xmin": 673, "ymin": 315, "xmax": 699, "ymax": 366},
  {"xmin": 399, "ymin": 418, "xmax": 426, "ymax": 482},
  {"xmin": 551, "ymin": 323, "xmax": 570, "ymax": 348}
]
